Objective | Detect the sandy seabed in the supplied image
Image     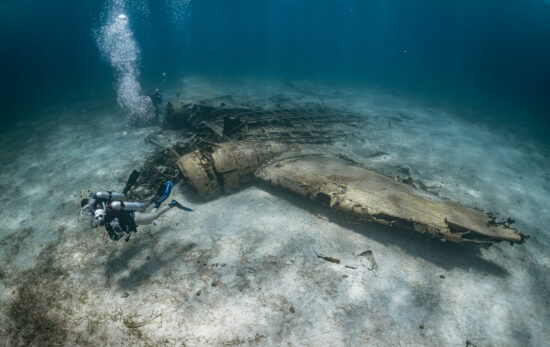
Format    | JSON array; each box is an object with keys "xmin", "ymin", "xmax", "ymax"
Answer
[{"xmin": 0, "ymin": 77, "xmax": 549, "ymax": 346}]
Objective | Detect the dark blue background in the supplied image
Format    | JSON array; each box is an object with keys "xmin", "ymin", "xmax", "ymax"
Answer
[{"xmin": 1, "ymin": 0, "xmax": 549, "ymax": 137}]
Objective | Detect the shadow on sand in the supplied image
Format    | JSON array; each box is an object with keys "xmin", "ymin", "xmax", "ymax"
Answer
[
  {"xmin": 103, "ymin": 179, "xmax": 509, "ymax": 294},
  {"xmin": 257, "ymin": 183, "xmax": 510, "ymax": 278},
  {"xmin": 104, "ymin": 228, "xmax": 197, "ymax": 291}
]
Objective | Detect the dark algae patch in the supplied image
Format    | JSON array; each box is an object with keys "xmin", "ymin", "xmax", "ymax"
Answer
[
  {"xmin": 6, "ymin": 284, "xmax": 68, "ymax": 346},
  {"xmin": 0, "ymin": 227, "xmax": 35, "ymax": 260},
  {"xmin": 2, "ymin": 245, "xmax": 72, "ymax": 346}
]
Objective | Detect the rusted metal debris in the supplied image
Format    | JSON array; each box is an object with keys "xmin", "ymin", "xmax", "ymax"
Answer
[
  {"xmin": 166, "ymin": 96, "xmax": 364, "ymax": 145},
  {"xmin": 126, "ymin": 146, "xmax": 182, "ymax": 202},
  {"xmin": 132, "ymin": 97, "xmax": 526, "ymax": 245}
]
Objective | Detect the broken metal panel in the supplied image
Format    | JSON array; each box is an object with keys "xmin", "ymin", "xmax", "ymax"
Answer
[
  {"xmin": 178, "ymin": 149, "xmax": 222, "ymax": 199},
  {"xmin": 177, "ymin": 141, "xmax": 292, "ymax": 198},
  {"xmin": 255, "ymin": 155, "xmax": 525, "ymax": 244},
  {"xmin": 165, "ymin": 99, "xmax": 364, "ymax": 145}
]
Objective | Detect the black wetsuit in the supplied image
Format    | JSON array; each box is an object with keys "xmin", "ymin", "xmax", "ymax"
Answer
[{"xmin": 104, "ymin": 209, "xmax": 137, "ymax": 241}]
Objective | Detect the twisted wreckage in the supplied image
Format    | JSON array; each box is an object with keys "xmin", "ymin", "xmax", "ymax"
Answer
[{"xmin": 131, "ymin": 95, "xmax": 526, "ymax": 245}]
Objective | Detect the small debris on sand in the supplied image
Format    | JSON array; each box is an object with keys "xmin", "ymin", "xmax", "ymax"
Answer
[
  {"xmin": 357, "ymin": 250, "xmax": 378, "ymax": 271},
  {"xmin": 313, "ymin": 248, "xmax": 341, "ymax": 264},
  {"xmin": 123, "ymin": 313, "xmax": 162, "ymax": 329},
  {"xmin": 316, "ymin": 254, "xmax": 341, "ymax": 264}
]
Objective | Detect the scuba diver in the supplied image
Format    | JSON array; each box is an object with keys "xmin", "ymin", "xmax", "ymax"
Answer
[
  {"xmin": 80, "ymin": 170, "xmax": 193, "ymax": 242},
  {"xmin": 150, "ymin": 89, "xmax": 163, "ymax": 123}
]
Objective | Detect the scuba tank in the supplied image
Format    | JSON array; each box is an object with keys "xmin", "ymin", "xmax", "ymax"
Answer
[
  {"xmin": 82, "ymin": 170, "xmax": 141, "ymax": 215},
  {"xmin": 95, "ymin": 191, "xmax": 126, "ymax": 202},
  {"xmin": 109, "ymin": 201, "xmax": 146, "ymax": 212}
]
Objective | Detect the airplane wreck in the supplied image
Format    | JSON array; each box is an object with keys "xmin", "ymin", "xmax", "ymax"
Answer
[{"xmin": 131, "ymin": 96, "xmax": 526, "ymax": 245}]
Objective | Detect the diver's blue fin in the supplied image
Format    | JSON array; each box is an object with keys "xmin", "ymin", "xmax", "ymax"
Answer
[
  {"xmin": 154, "ymin": 181, "xmax": 173, "ymax": 208},
  {"xmin": 169, "ymin": 200, "xmax": 193, "ymax": 212}
]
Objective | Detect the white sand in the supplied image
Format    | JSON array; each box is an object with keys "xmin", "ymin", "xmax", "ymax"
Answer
[{"xmin": 0, "ymin": 77, "xmax": 548, "ymax": 346}]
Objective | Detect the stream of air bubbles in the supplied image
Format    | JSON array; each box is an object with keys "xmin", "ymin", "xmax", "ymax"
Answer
[{"xmin": 96, "ymin": 0, "xmax": 154, "ymax": 125}]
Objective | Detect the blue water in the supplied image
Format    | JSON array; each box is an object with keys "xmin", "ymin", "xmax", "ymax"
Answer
[
  {"xmin": 1, "ymin": 0, "xmax": 549, "ymax": 137},
  {"xmin": 2, "ymin": 3, "xmax": 550, "ymax": 344}
]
